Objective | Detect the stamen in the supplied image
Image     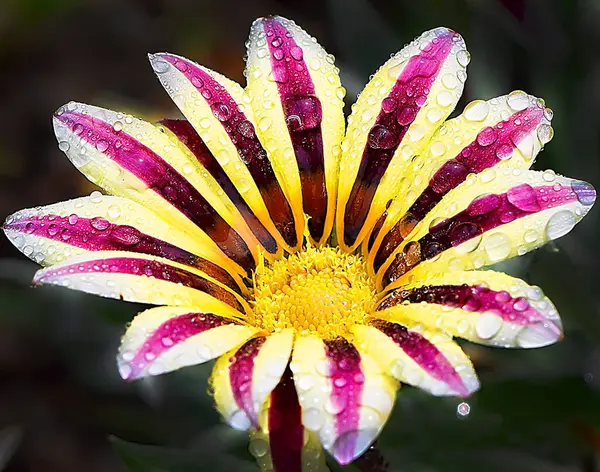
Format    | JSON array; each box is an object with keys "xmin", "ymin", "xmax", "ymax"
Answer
[{"xmin": 251, "ymin": 246, "xmax": 376, "ymax": 338}]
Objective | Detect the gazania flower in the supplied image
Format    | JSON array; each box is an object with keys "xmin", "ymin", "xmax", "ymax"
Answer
[{"xmin": 3, "ymin": 15, "xmax": 596, "ymax": 470}]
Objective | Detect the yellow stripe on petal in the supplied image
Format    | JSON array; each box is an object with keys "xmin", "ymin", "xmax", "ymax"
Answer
[
  {"xmin": 246, "ymin": 16, "xmax": 345, "ymax": 245},
  {"xmin": 53, "ymin": 102, "xmax": 254, "ymax": 275},
  {"xmin": 353, "ymin": 321, "xmax": 479, "ymax": 397},
  {"xmin": 32, "ymin": 250, "xmax": 249, "ymax": 316},
  {"xmin": 337, "ymin": 27, "xmax": 468, "ymax": 251},
  {"xmin": 149, "ymin": 53, "xmax": 299, "ymax": 254},
  {"xmin": 378, "ymin": 270, "xmax": 562, "ymax": 348},
  {"xmin": 118, "ymin": 306, "xmax": 258, "ymax": 380},
  {"xmin": 210, "ymin": 329, "xmax": 293, "ymax": 429},
  {"xmin": 290, "ymin": 335, "xmax": 397, "ymax": 465},
  {"xmin": 2, "ymin": 195, "xmax": 245, "ymax": 293},
  {"xmin": 366, "ymin": 91, "xmax": 554, "ymax": 271},
  {"xmin": 377, "ymin": 169, "xmax": 595, "ymax": 290}
]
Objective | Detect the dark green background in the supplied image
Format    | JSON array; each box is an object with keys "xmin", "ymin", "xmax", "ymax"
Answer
[{"xmin": 1, "ymin": 0, "xmax": 599, "ymax": 470}]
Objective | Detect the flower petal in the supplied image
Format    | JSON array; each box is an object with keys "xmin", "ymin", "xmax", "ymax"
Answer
[
  {"xmin": 352, "ymin": 320, "xmax": 479, "ymax": 397},
  {"xmin": 54, "ymin": 102, "xmax": 258, "ymax": 274},
  {"xmin": 377, "ymin": 169, "xmax": 596, "ymax": 290},
  {"xmin": 118, "ymin": 306, "xmax": 258, "ymax": 380},
  {"xmin": 149, "ymin": 54, "xmax": 299, "ymax": 252},
  {"xmin": 32, "ymin": 250, "xmax": 248, "ymax": 316},
  {"xmin": 2, "ymin": 195, "xmax": 243, "ymax": 292},
  {"xmin": 290, "ymin": 335, "xmax": 397, "ymax": 465},
  {"xmin": 337, "ymin": 27, "xmax": 468, "ymax": 251},
  {"xmin": 210, "ymin": 329, "xmax": 293, "ymax": 429},
  {"xmin": 378, "ymin": 270, "xmax": 562, "ymax": 348},
  {"xmin": 367, "ymin": 92, "xmax": 553, "ymax": 271},
  {"xmin": 246, "ymin": 16, "xmax": 346, "ymax": 244},
  {"xmin": 248, "ymin": 366, "xmax": 330, "ymax": 472}
]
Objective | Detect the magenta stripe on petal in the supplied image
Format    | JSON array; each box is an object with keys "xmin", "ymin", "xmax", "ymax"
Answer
[
  {"xmin": 343, "ymin": 31, "xmax": 456, "ymax": 247},
  {"xmin": 324, "ymin": 338, "xmax": 364, "ymax": 465},
  {"xmin": 229, "ymin": 336, "xmax": 266, "ymax": 426},
  {"xmin": 374, "ymin": 105, "xmax": 545, "ymax": 271},
  {"xmin": 379, "ymin": 284, "xmax": 558, "ymax": 334},
  {"xmin": 55, "ymin": 111, "xmax": 255, "ymax": 271},
  {"xmin": 370, "ymin": 319, "xmax": 469, "ymax": 396},
  {"xmin": 383, "ymin": 183, "xmax": 581, "ymax": 286},
  {"xmin": 262, "ymin": 17, "xmax": 328, "ymax": 241},
  {"xmin": 34, "ymin": 256, "xmax": 244, "ymax": 312},
  {"xmin": 159, "ymin": 56, "xmax": 298, "ymax": 248},
  {"xmin": 269, "ymin": 366, "xmax": 303, "ymax": 472},
  {"xmin": 4, "ymin": 213, "xmax": 240, "ymax": 293},
  {"xmin": 126, "ymin": 312, "xmax": 238, "ymax": 379},
  {"xmin": 161, "ymin": 119, "xmax": 278, "ymax": 254}
]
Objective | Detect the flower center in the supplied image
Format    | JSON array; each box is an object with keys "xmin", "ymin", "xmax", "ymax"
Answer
[{"xmin": 250, "ymin": 246, "xmax": 377, "ymax": 338}]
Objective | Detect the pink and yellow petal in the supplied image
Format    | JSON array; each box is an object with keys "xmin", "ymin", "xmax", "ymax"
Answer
[
  {"xmin": 249, "ymin": 367, "xmax": 330, "ymax": 472},
  {"xmin": 246, "ymin": 16, "xmax": 345, "ymax": 245},
  {"xmin": 149, "ymin": 53, "xmax": 298, "ymax": 253},
  {"xmin": 352, "ymin": 322, "xmax": 479, "ymax": 397},
  {"xmin": 290, "ymin": 334, "xmax": 397, "ymax": 465},
  {"xmin": 53, "ymin": 102, "xmax": 253, "ymax": 274},
  {"xmin": 379, "ymin": 270, "xmax": 562, "ymax": 348},
  {"xmin": 378, "ymin": 169, "xmax": 595, "ymax": 289},
  {"xmin": 2, "ymin": 195, "xmax": 244, "ymax": 292},
  {"xmin": 337, "ymin": 27, "xmax": 468, "ymax": 251},
  {"xmin": 367, "ymin": 91, "xmax": 554, "ymax": 271},
  {"xmin": 32, "ymin": 250, "xmax": 248, "ymax": 316},
  {"xmin": 118, "ymin": 306, "xmax": 258, "ymax": 380},
  {"xmin": 210, "ymin": 329, "xmax": 293, "ymax": 429}
]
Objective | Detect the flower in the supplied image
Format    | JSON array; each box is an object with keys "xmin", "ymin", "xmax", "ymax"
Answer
[{"xmin": 2, "ymin": 15, "xmax": 596, "ymax": 470}]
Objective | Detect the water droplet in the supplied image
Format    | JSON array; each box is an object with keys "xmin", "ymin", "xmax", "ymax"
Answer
[
  {"xmin": 495, "ymin": 143, "xmax": 513, "ymax": 160},
  {"xmin": 456, "ymin": 49, "xmax": 471, "ymax": 67},
  {"xmin": 302, "ymin": 408, "xmax": 324, "ymax": 431},
  {"xmin": 537, "ymin": 124, "xmax": 554, "ymax": 144},
  {"xmin": 381, "ymin": 97, "xmax": 397, "ymax": 113},
  {"xmin": 211, "ymin": 102, "xmax": 232, "ymax": 122},
  {"xmin": 545, "ymin": 210, "xmax": 576, "ymax": 240},
  {"xmin": 283, "ymin": 95, "xmax": 322, "ymax": 131},
  {"xmin": 507, "ymin": 90, "xmax": 530, "ymax": 111},
  {"xmin": 249, "ymin": 438, "xmax": 269, "ymax": 458},
  {"xmin": 58, "ymin": 141, "xmax": 70, "ymax": 152},
  {"xmin": 437, "ymin": 91, "xmax": 454, "ymax": 107},
  {"xmin": 96, "ymin": 140, "xmax": 109, "ymax": 153},
  {"xmin": 290, "ymin": 46, "xmax": 304, "ymax": 61},
  {"xmin": 151, "ymin": 58, "xmax": 170, "ymax": 74},
  {"xmin": 110, "ymin": 225, "xmax": 142, "ymax": 246},
  {"xmin": 90, "ymin": 217, "xmax": 110, "ymax": 231},
  {"xmin": 464, "ymin": 100, "xmax": 489, "ymax": 122},
  {"xmin": 68, "ymin": 214, "xmax": 79, "ymax": 225},
  {"xmin": 113, "ymin": 121, "xmax": 123, "ymax": 132},
  {"xmin": 367, "ymin": 124, "xmax": 398, "ymax": 150},
  {"xmin": 483, "ymin": 233, "xmax": 512, "ymax": 262},
  {"xmin": 476, "ymin": 127, "xmax": 498, "ymax": 147}
]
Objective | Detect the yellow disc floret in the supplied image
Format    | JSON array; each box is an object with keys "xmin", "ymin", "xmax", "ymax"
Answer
[{"xmin": 251, "ymin": 246, "xmax": 377, "ymax": 338}]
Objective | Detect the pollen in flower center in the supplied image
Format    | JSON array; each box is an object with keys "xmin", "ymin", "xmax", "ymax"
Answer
[{"xmin": 250, "ymin": 246, "xmax": 377, "ymax": 338}]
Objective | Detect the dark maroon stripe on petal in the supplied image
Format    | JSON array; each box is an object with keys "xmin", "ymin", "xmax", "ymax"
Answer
[
  {"xmin": 324, "ymin": 337, "xmax": 364, "ymax": 465},
  {"xmin": 262, "ymin": 17, "xmax": 328, "ymax": 241},
  {"xmin": 269, "ymin": 365, "xmax": 303, "ymax": 472},
  {"xmin": 382, "ymin": 183, "xmax": 581, "ymax": 286},
  {"xmin": 229, "ymin": 336, "xmax": 266, "ymax": 427},
  {"xmin": 343, "ymin": 32, "xmax": 456, "ymax": 247},
  {"xmin": 374, "ymin": 105, "xmax": 544, "ymax": 271},
  {"xmin": 5, "ymin": 214, "xmax": 241, "ymax": 293},
  {"xmin": 127, "ymin": 312, "xmax": 238, "ymax": 379},
  {"xmin": 160, "ymin": 119, "xmax": 278, "ymax": 254},
  {"xmin": 369, "ymin": 319, "xmax": 468, "ymax": 396},
  {"xmin": 378, "ymin": 284, "xmax": 557, "ymax": 330},
  {"xmin": 160, "ymin": 56, "xmax": 298, "ymax": 248},
  {"xmin": 35, "ymin": 256, "xmax": 244, "ymax": 312},
  {"xmin": 55, "ymin": 111, "xmax": 255, "ymax": 271}
]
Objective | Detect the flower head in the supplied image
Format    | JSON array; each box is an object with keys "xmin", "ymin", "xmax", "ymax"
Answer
[{"xmin": 3, "ymin": 15, "xmax": 596, "ymax": 470}]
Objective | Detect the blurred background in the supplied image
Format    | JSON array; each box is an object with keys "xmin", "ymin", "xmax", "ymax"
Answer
[{"xmin": 1, "ymin": 0, "xmax": 599, "ymax": 470}]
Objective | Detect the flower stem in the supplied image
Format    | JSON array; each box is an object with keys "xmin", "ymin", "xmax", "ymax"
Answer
[{"xmin": 354, "ymin": 442, "xmax": 389, "ymax": 472}]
